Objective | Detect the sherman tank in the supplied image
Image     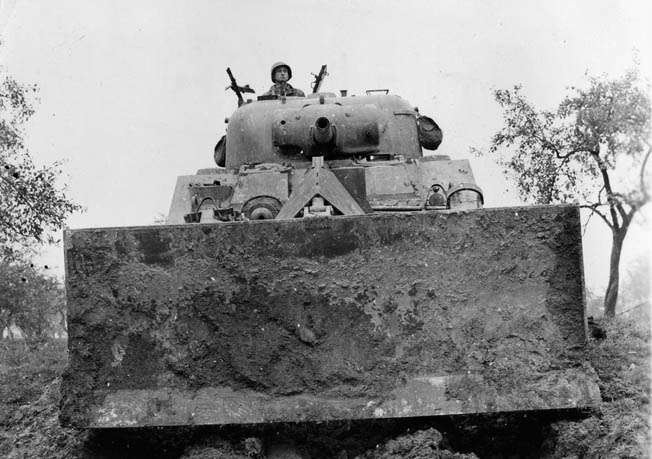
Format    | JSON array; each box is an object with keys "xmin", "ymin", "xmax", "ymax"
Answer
[
  {"xmin": 168, "ymin": 78, "xmax": 480, "ymax": 224},
  {"xmin": 60, "ymin": 66, "xmax": 600, "ymax": 456}
]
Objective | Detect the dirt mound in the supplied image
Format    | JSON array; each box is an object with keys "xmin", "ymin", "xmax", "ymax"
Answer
[
  {"xmin": 543, "ymin": 400, "xmax": 649, "ymax": 458},
  {"xmin": 177, "ymin": 428, "xmax": 477, "ymax": 459},
  {"xmin": 539, "ymin": 317, "xmax": 651, "ymax": 458},
  {"xmin": 3, "ymin": 377, "xmax": 85, "ymax": 459},
  {"xmin": 352, "ymin": 428, "xmax": 477, "ymax": 459},
  {"xmin": 0, "ymin": 340, "xmax": 85, "ymax": 459}
]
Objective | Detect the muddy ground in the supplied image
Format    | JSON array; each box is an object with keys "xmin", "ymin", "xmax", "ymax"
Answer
[{"xmin": 1, "ymin": 316, "xmax": 649, "ymax": 458}]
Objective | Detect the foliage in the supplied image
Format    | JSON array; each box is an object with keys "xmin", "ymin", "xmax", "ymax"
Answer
[
  {"xmin": 1, "ymin": 63, "xmax": 82, "ymax": 257},
  {"xmin": 1, "ymin": 54, "xmax": 78, "ymax": 343},
  {"xmin": 487, "ymin": 69, "xmax": 650, "ymax": 207},
  {"xmin": 0, "ymin": 259, "xmax": 66, "ymax": 339},
  {"xmin": 479, "ymin": 68, "xmax": 651, "ymax": 316}
]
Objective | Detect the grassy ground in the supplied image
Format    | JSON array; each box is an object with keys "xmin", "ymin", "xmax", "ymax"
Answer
[
  {"xmin": 0, "ymin": 316, "xmax": 649, "ymax": 458},
  {"xmin": 541, "ymin": 317, "xmax": 651, "ymax": 458},
  {"xmin": 0, "ymin": 339, "xmax": 84, "ymax": 459}
]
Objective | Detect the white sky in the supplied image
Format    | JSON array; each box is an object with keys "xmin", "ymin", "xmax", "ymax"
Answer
[{"xmin": 1, "ymin": 0, "xmax": 650, "ymax": 292}]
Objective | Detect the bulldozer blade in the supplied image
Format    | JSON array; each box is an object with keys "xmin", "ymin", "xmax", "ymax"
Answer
[{"xmin": 60, "ymin": 205, "xmax": 600, "ymax": 428}]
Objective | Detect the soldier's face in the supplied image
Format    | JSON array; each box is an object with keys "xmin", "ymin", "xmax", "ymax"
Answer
[{"xmin": 274, "ymin": 67, "xmax": 289, "ymax": 83}]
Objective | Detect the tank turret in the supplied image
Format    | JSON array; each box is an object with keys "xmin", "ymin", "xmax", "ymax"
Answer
[{"xmin": 168, "ymin": 82, "xmax": 480, "ymax": 224}]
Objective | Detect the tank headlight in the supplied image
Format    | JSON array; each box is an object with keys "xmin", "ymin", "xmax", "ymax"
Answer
[{"xmin": 426, "ymin": 184, "xmax": 447, "ymax": 208}]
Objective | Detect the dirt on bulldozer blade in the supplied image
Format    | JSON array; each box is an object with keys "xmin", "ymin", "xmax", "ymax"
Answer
[{"xmin": 61, "ymin": 205, "xmax": 599, "ymax": 430}]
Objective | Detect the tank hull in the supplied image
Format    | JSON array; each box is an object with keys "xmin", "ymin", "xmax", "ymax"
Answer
[{"xmin": 61, "ymin": 205, "xmax": 600, "ymax": 428}]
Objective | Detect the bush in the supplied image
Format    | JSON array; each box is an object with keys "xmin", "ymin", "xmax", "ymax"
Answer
[{"xmin": 0, "ymin": 261, "xmax": 66, "ymax": 339}]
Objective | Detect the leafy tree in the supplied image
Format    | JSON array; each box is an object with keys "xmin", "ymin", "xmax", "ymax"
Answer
[
  {"xmin": 0, "ymin": 259, "xmax": 66, "ymax": 338},
  {"xmin": 1, "ymin": 62, "xmax": 81, "ymax": 257},
  {"xmin": 1, "ymin": 55, "xmax": 80, "ymax": 338},
  {"xmin": 480, "ymin": 68, "xmax": 650, "ymax": 317}
]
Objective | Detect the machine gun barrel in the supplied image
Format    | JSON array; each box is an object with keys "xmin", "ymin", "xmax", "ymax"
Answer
[
  {"xmin": 226, "ymin": 67, "xmax": 255, "ymax": 107},
  {"xmin": 312, "ymin": 116, "xmax": 334, "ymax": 144},
  {"xmin": 311, "ymin": 65, "xmax": 328, "ymax": 94}
]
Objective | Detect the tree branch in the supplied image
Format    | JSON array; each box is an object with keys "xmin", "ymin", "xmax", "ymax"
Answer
[
  {"xmin": 582, "ymin": 210, "xmax": 594, "ymax": 236},
  {"xmin": 590, "ymin": 150, "xmax": 627, "ymax": 229},
  {"xmin": 0, "ymin": 211, "xmax": 30, "ymax": 239},
  {"xmin": 640, "ymin": 144, "xmax": 651, "ymax": 202},
  {"xmin": 528, "ymin": 127, "xmax": 582, "ymax": 160},
  {"xmin": 579, "ymin": 203, "xmax": 613, "ymax": 229}
]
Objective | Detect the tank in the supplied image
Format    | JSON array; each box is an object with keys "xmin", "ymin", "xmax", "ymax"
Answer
[
  {"xmin": 61, "ymin": 71, "xmax": 600, "ymax": 443},
  {"xmin": 168, "ymin": 91, "xmax": 482, "ymax": 225}
]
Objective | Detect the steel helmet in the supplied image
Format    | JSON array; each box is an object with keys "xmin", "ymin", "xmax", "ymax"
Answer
[{"xmin": 270, "ymin": 61, "xmax": 292, "ymax": 82}]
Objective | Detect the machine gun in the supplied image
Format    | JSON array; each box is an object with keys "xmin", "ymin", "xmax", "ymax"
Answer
[
  {"xmin": 225, "ymin": 67, "xmax": 255, "ymax": 107},
  {"xmin": 311, "ymin": 64, "xmax": 328, "ymax": 94}
]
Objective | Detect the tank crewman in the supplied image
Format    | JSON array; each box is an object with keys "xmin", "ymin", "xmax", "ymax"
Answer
[{"xmin": 262, "ymin": 62, "xmax": 306, "ymax": 97}]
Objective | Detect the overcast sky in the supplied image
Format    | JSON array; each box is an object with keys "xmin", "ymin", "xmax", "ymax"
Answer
[{"xmin": 1, "ymin": 0, "xmax": 650, "ymax": 291}]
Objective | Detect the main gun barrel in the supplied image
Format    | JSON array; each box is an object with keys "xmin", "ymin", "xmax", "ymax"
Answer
[{"xmin": 312, "ymin": 116, "xmax": 335, "ymax": 144}]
